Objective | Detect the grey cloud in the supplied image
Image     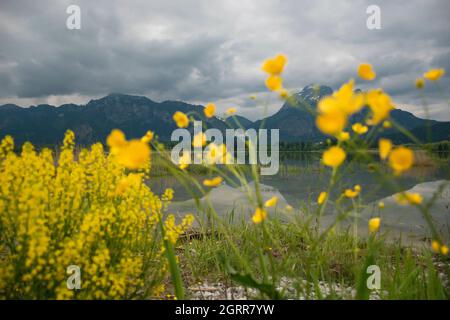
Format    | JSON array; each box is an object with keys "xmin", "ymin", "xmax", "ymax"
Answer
[{"xmin": 0, "ymin": 0, "xmax": 449, "ymax": 120}]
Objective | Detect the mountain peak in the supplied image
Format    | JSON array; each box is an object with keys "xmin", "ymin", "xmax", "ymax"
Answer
[
  {"xmin": 296, "ymin": 85, "xmax": 333, "ymax": 101},
  {"xmin": 87, "ymin": 93, "xmax": 154, "ymax": 106}
]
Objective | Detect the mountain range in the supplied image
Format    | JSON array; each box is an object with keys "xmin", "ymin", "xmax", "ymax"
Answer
[{"xmin": 1, "ymin": 86, "xmax": 449, "ymax": 147}]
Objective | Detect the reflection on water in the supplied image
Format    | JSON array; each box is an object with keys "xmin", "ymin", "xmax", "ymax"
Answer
[
  {"xmin": 357, "ymin": 180, "xmax": 450, "ymax": 241},
  {"xmin": 147, "ymin": 152, "xmax": 450, "ymax": 240}
]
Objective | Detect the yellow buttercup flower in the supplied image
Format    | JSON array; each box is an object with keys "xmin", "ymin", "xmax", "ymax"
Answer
[
  {"xmin": 344, "ymin": 185, "xmax": 361, "ymax": 198},
  {"xmin": 352, "ymin": 123, "xmax": 368, "ymax": 135},
  {"xmin": 389, "ymin": 146, "xmax": 414, "ymax": 175},
  {"xmin": 316, "ymin": 108, "xmax": 347, "ymax": 136},
  {"xmin": 107, "ymin": 129, "xmax": 127, "ymax": 154},
  {"xmin": 141, "ymin": 130, "xmax": 154, "ymax": 143},
  {"xmin": 331, "ymin": 80, "xmax": 365, "ymax": 115},
  {"xmin": 204, "ymin": 103, "xmax": 216, "ymax": 118},
  {"xmin": 203, "ymin": 176, "xmax": 223, "ymax": 187},
  {"xmin": 338, "ymin": 131, "xmax": 350, "ymax": 141},
  {"xmin": 265, "ymin": 75, "xmax": 283, "ymax": 91},
  {"xmin": 262, "ymin": 54, "xmax": 287, "ymax": 75},
  {"xmin": 415, "ymin": 78, "xmax": 425, "ymax": 89},
  {"xmin": 318, "ymin": 191, "xmax": 327, "ymax": 205},
  {"xmin": 116, "ymin": 140, "xmax": 151, "ymax": 170},
  {"xmin": 396, "ymin": 192, "xmax": 422, "ymax": 205},
  {"xmin": 366, "ymin": 89, "xmax": 394, "ymax": 125},
  {"xmin": 423, "ymin": 68, "xmax": 445, "ymax": 81},
  {"xmin": 358, "ymin": 63, "xmax": 376, "ymax": 80},
  {"xmin": 192, "ymin": 132, "xmax": 207, "ymax": 147},
  {"xmin": 441, "ymin": 245, "xmax": 449, "ymax": 255},
  {"xmin": 368, "ymin": 217, "xmax": 380, "ymax": 233},
  {"xmin": 173, "ymin": 111, "xmax": 189, "ymax": 128},
  {"xmin": 431, "ymin": 240, "xmax": 440, "ymax": 253},
  {"xmin": 316, "ymin": 80, "xmax": 364, "ymax": 136},
  {"xmin": 226, "ymin": 107, "xmax": 237, "ymax": 115},
  {"xmin": 318, "ymin": 80, "xmax": 364, "ymax": 115},
  {"xmin": 378, "ymin": 201, "xmax": 385, "ymax": 209},
  {"xmin": 382, "ymin": 120, "xmax": 392, "ymax": 128},
  {"xmin": 264, "ymin": 196, "xmax": 278, "ymax": 208},
  {"xmin": 378, "ymin": 138, "xmax": 392, "ymax": 160},
  {"xmin": 322, "ymin": 146, "xmax": 346, "ymax": 168},
  {"xmin": 107, "ymin": 129, "xmax": 127, "ymax": 148},
  {"xmin": 252, "ymin": 207, "xmax": 267, "ymax": 224}
]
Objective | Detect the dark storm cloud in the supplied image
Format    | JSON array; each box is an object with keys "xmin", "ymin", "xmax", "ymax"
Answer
[{"xmin": 0, "ymin": 0, "xmax": 449, "ymax": 120}]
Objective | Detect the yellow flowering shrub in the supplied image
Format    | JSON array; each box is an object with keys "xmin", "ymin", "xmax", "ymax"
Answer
[{"xmin": 0, "ymin": 130, "xmax": 192, "ymax": 299}]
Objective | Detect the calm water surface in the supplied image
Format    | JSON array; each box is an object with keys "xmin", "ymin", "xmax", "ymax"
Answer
[{"xmin": 148, "ymin": 152, "xmax": 450, "ymax": 242}]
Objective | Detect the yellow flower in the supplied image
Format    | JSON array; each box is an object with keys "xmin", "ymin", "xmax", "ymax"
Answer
[
  {"xmin": 378, "ymin": 201, "xmax": 385, "ymax": 209},
  {"xmin": 378, "ymin": 138, "xmax": 392, "ymax": 160},
  {"xmin": 226, "ymin": 108, "xmax": 237, "ymax": 115},
  {"xmin": 389, "ymin": 146, "xmax": 414, "ymax": 175},
  {"xmin": 252, "ymin": 207, "xmax": 267, "ymax": 224},
  {"xmin": 423, "ymin": 68, "xmax": 445, "ymax": 81},
  {"xmin": 279, "ymin": 89, "xmax": 289, "ymax": 99},
  {"xmin": 265, "ymin": 75, "xmax": 283, "ymax": 91},
  {"xmin": 368, "ymin": 217, "xmax": 380, "ymax": 233},
  {"xmin": 285, "ymin": 205, "xmax": 293, "ymax": 212},
  {"xmin": 358, "ymin": 63, "xmax": 376, "ymax": 81},
  {"xmin": 318, "ymin": 81, "xmax": 364, "ymax": 115},
  {"xmin": 322, "ymin": 146, "xmax": 346, "ymax": 168},
  {"xmin": 262, "ymin": 54, "xmax": 287, "ymax": 75},
  {"xmin": 331, "ymin": 80, "xmax": 365, "ymax": 115},
  {"xmin": 338, "ymin": 131, "xmax": 350, "ymax": 141},
  {"xmin": 352, "ymin": 123, "xmax": 368, "ymax": 134},
  {"xmin": 173, "ymin": 111, "xmax": 189, "ymax": 128},
  {"xmin": 431, "ymin": 240, "xmax": 440, "ymax": 253},
  {"xmin": 415, "ymin": 78, "xmax": 425, "ymax": 89},
  {"xmin": 205, "ymin": 143, "xmax": 229, "ymax": 165},
  {"xmin": 318, "ymin": 191, "xmax": 327, "ymax": 205},
  {"xmin": 107, "ymin": 129, "xmax": 127, "ymax": 154},
  {"xmin": 178, "ymin": 152, "xmax": 191, "ymax": 170},
  {"xmin": 316, "ymin": 109, "xmax": 347, "ymax": 136},
  {"xmin": 204, "ymin": 103, "xmax": 216, "ymax": 118},
  {"xmin": 396, "ymin": 192, "xmax": 422, "ymax": 205},
  {"xmin": 141, "ymin": 130, "xmax": 154, "ymax": 143},
  {"xmin": 441, "ymin": 245, "xmax": 449, "ymax": 255},
  {"xmin": 316, "ymin": 80, "xmax": 365, "ymax": 136},
  {"xmin": 203, "ymin": 176, "xmax": 223, "ymax": 187},
  {"xmin": 344, "ymin": 189, "xmax": 358, "ymax": 198},
  {"xmin": 382, "ymin": 120, "xmax": 392, "ymax": 128},
  {"xmin": 115, "ymin": 173, "xmax": 142, "ymax": 195},
  {"xmin": 344, "ymin": 185, "xmax": 361, "ymax": 198},
  {"xmin": 192, "ymin": 132, "xmax": 207, "ymax": 147},
  {"xmin": 264, "ymin": 196, "xmax": 278, "ymax": 208},
  {"xmin": 366, "ymin": 89, "xmax": 394, "ymax": 125},
  {"xmin": 116, "ymin": 140, "xmax": 150, "ymax": 169}
]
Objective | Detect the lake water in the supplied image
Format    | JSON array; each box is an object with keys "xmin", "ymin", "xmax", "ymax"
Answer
[{"xmin": 148, "ymin": 152, "xmax": 450, "ymax": 242}]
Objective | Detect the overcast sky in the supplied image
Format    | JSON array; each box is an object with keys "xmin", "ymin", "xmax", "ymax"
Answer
[{"xmin": 0, "ymin": 0, "xmax": 449, "ymax": 121}]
